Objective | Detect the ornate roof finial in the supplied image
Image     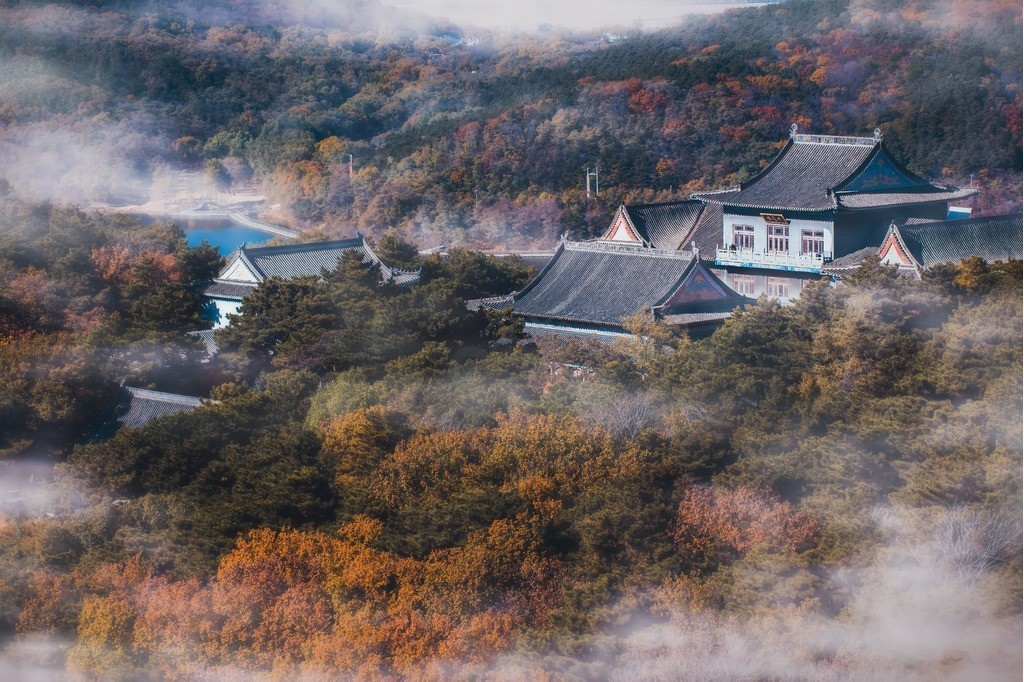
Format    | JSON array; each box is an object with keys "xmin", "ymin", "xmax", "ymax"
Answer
[
  {"xmin": 692, "ymin": 241, "xmax": 699, "ymax": 260},
  {"xmin": 873, "ymin": 128, "xmax": 882, "ymax": 142},
  {"xmin": 790, "ymin": 123, "xmax": 799, "ymax": 138}
]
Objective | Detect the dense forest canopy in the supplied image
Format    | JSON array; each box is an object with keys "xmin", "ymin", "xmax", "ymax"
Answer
[
  {"xmin": 0, "ymin": 0, "xmax": 1020, "ymax": 246},
  {"xmin": 0, "ymin": 0, "xmax": 1020, "ymax": 678},
  {"xmin": 0, "ymin": 187, "xmax": 1020, "ymax": 676}
]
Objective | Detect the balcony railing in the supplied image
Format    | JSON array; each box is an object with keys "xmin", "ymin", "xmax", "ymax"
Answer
[{"xmin": 715, "ymin": 247, "xmax": 831, "ymax": 272}]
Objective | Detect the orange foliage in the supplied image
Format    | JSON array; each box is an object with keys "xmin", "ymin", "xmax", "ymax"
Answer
[
  {"xmin": 320, "ymin": 406, "xmax": 408, "ymax": 490},
  {"xmin": 673, "ymin": 485, "xmax": 819, "ymax": 556},
  {"xmin": 91, "ymin": 245, "xmax": 181, "ymax": 285},
  {"xmin": 40, "ymin": 518, "xmax": 559, "ymax": 678},
  {"xmin": 629, "ymin": 87, "xmax": 670, "ymax": 115},
  {"xmin": 17, "ymin": 573, "xmax": 78, "ymax": 634},
  {"xmin": 37, "ymin": 414, "xmax": 647, "ymax": 677}
]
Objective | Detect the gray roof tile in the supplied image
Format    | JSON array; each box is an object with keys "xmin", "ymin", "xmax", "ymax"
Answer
[
  {"xmin": 623, "ymin": 201, "xmax": 707, "ymax": 250},
  {"xmin": 679, "ymin": 202, "xmax": 724, "ymax": 258},
  {"xmin": 118, "ymin": 387, "xmax": 204, "ymax": 429},
  {"xmin": 513, "ymin": 242, "xmax": 699, "ymax": 327},
  {"xmin": 203, "ymin": 280, "xmax": 257, "ymax": 300},
  {"xmin": 897, "ymin": 214, "xmax": 1023, "ymax": 268},
  {"xmin": 838, "ymin": 187, "xmax": 978, "ymax": 209},
  {"xmin": 693, "ymin": 134, "xmax": 971, "ymax": 212},
  {"xmin": 821, "ymin": 246, "xmax": 879, "ymax": 274},
  {"xmin": 186, "ymin": 330, "xmax": 219, "ymax": 356},
  {"xmin": 241, "ymin": 238, "xmax": 368, "ymax": 280}
]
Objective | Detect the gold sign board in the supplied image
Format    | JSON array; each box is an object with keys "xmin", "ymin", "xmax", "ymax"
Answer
[{"xmin": 760, "ymin": 213, "xmax": 789, "ymax": 225}]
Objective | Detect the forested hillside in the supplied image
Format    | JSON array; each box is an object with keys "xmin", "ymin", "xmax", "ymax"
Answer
[
  {"xmin": 1, "ymin": 0, "xmax": 1020, "ymax": 246},
  {"xmin": 0, "ymin": 0, "xmax": 1021, "ymax": 677},
  {"xmin": 0, "ymin": 199, "xmax": 1020, "ymax": 677}
]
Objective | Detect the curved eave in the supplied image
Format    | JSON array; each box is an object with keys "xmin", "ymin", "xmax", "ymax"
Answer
[
  {"xmin": 518, "ymin": 310, "xmax": 634, "ymax": 331},
  {"xmin": 836, "ymin": 187, "xmax": 978, "ymax": 210},
  {"xmin": 714, "ymin": 200, "xmax": 840, "ymax": 212}
]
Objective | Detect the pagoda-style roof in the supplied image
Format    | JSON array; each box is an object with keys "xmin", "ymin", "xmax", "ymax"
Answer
[
  {"xmin": 600, "ymin": 200, "xmax": 723, "ymax": 255},
  {"xmin": 475, "ymin": 240, "xmax": 747, "ymax": 330},
  {"xmin": 820, "ymin": 246, "xmax": 880, "ymax": 275},
  {"xmin": 204, "ymin": 280, "xmax": 257, "ymax": 301},
  {"xmin": 204, "ymin": 234, "xmax": 420, "ymax": 300},
  {"xmin": 239, "ymin": 237, "xmax": 368, "ymax": 280},
  {"xmin": 824, "ymin": 213, "xmax": 1022, "ymax": 276},
  {"xmin": 186, "ymin": 329, "xmax": 219, "ymax": 357},
  {"xmin": 693, "ymin": 130, "xmax": 977, "ymax": 213},
  {"xmin": 888, "ymin": 213, "xmax": 1023, "ymax": 270},
  {"xmin": 118, "ymin": 387, "xmax": 205, "ymax": 429}
]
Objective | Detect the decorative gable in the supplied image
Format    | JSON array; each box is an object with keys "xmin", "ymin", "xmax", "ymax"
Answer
[
  {"xmin": 841, "ymin": 149, "xmax": 924, "ymax": 192},
  {"xmin": 220, "ymin": 255, "xmax": 260, "ymax": 283},
  {"xmin": 664, "ymin": 263, "xmax": 731, "ymax": 306},
  {"xmin": 878, "ymin": 230, "xmax": 915, "ymax": 267},
  {"xmin": 603, "ymin": 208, "xmax": 642, "ymax": 243}
]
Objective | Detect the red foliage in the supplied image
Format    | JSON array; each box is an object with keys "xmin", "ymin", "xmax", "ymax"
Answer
[
  {"xmin": 91, "ymin": 245, "xmax": 181, "ymax": 285},
  {"xmin": 673, "ymin": 485, "xmax": 819, "ymax": 556}
]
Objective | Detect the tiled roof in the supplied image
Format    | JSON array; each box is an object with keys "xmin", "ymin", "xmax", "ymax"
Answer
[
  {"xmin": 659, "ymin": 311, "xmax": 735, "ymax": 325},
  {"xmin": 240, "ymin": 238, "xmax": 368, "ymax": 280},
  {"xmin": 896, "ymin": 213, "xmax": 1023, "ymax": 269},
  {"xmin": 186, "ymin": 330, "xmax": 219, "ymax": 356},
  {"xmin": 466, "ymin": 294, "xmax": 515, "ymax": 312},
  {"xmin": 678, "ymin": 202, "xmax": 724, "ymax": 258},
  {"xmin": 623, "ymin": 201, "xmax": 707, "ymax": 251},
  {"xmin": 118, "ymin": 387, "xmax": 204, "ymax": 429},
  {"xmin": 837, "ymin": 187, "xmax": 978, "ymax": 208},
  {"xmin": 821, "ymin": 246, "xmax": 879, "ymax": 274},
  {"xmin": 204, "ymin": 280, "xmax": 257, "ymax": 300},
  {"xmin": 513, "ymin": 241, "xmax": 699, "ymax": 327},
  {"xmin": 210, "ymin": 235, "xmax": 422, "ymax": 301},
  {"xmin": 694, "ymin": 137, "xmax": 876, "ymax": 210},
  {"xmin": 523, "ymin": 322, "xmax": 632, "ymax": 342},
  {"xmin": 692, "ymin": 133, "xmax": 970, "ymax": 213}
]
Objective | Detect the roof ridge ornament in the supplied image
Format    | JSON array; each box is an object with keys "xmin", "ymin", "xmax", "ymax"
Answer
[
  {"xmin": 790, "ymin": 123, "xmax": 799, "ymax": 139},
  {"xmin": 874, "ymin": 128, "xmax": 882, "ymax": 142},
  {"xmin": 793, "ymin": 133, "xmax": 877, "ymax": 147}
]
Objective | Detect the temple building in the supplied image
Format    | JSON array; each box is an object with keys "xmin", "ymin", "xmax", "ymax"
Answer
[
  {"xmin": 692, "ymin": 127, "xmax": 978, "ymax": 274},
  {"xmin": 824, "ymin": 213, "xmax": 1023, "ymax": 277},
  {"xmin": 592, "ymin": 127, "xmax": 982, "ymax": 302},
  {"xmin": 203, "ymin": 234, "xmax": 420, "ymax": 327},
  {"xmin": 471, "ymin": 240, "xmax": 749, "ymax": 338},
  {"xmin": 118, "ymin": 387, "xmax": 205, "ymax": 430},
  {"xmin": 600, "ymin": 200, "xmax": 723, "ymax": 254}
]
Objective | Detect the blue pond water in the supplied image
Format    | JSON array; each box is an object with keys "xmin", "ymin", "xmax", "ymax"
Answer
[
  {"xmin": 132, "ymin": 215, "xmax": 273, "ymax": 256},
  {"xmin": 176, "ymin": 218, "xmax": 271, "ymax": 255}
]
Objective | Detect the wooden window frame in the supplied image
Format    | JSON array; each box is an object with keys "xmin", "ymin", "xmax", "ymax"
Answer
[
  {"xmin": 767, "ymin": 224, "xmax": 789, "ymax": 254},
  {"xmin": 732, "ymin": 224, "xmax": 755, "ymax": 250},
  {"xmin": 801, "ymin": 229, "xmax": 825, "ymax": 256}
]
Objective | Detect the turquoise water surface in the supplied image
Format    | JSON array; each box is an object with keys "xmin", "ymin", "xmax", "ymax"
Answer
[
  {"xmin": 132, "ymin": 214, "xmax": 272, "ymax": 255},
  {"xmin": 175, "ymin": 218, "xmax": 271, "ymax": 255}
]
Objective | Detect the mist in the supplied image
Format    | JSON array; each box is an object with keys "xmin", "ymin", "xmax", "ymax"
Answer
[{"xmin": 384, "ymin": 0, "xmax": 763, "ymax": 33}]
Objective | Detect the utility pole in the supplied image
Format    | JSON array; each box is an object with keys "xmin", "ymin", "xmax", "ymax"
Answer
[{"xmin": 585, "ymin": 166, "xmax": 600, "ymax": 200}]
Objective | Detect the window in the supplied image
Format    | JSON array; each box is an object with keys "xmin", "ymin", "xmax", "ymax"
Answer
[
  {"xmin": 766, "ymin": 277, "xmax": 790, "ymax": 299},
  {"xmin": 767, "ymin": 224, "xmax": 789, "ymax": 253},
  {"xmin": 731, "ymin": 274, "xmax": 756, "ymax": 296},
  {"xmin": 732, "ymin": 224, "xmax": 755, "ymax": 250},
  {"xmin": 801, "ymin": 229, "xmax": 824, "ymax": 256}
]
